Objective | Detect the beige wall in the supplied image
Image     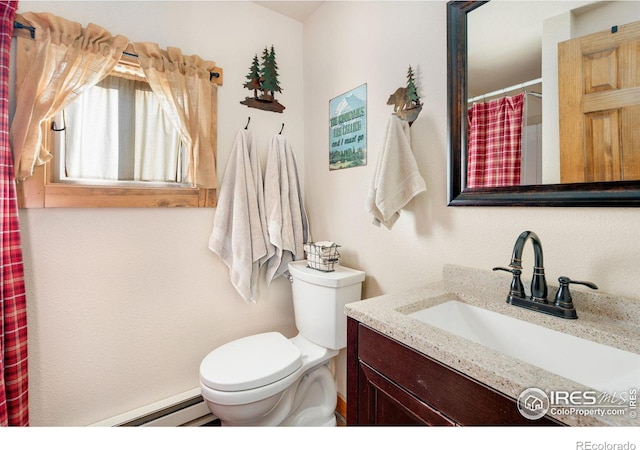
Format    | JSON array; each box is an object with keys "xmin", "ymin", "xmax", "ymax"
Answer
[
  {"xmin": 18, "ymin": 0, "xmax": 304, "ymax": 426},
  {"xmin": 304, "ymin": 0, "xmax": 640, "ymax": 299},
  {"xmin": 16, "ymin": 1, "xmax": 640, "ymax": 426},
  {"xmin": 303, "ymin": 2, "xmax": 640, "ymax": 395}
]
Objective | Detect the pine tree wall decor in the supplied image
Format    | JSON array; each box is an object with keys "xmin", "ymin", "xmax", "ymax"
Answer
[
  {"xmin": 240, "ymin": 45, "xmax": 285, "ymax": 113},
  {"xmin": 386, "ymin": 65, "xmax": 423, "ymax": 125}
]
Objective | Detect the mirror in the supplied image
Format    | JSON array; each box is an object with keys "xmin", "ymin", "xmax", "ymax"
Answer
[{"xmin": 447, "ymin": 1, "xmax": 640, "ymax": 206}]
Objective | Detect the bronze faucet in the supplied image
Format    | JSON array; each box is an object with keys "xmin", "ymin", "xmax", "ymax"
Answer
[{"xmin": 494, "ymin": 231, "xmax": 597, "ymax": 319}]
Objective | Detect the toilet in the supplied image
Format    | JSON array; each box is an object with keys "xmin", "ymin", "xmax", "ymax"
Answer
[{"xmin": 199, "ymin": 260, "xmax": 365, "ymax": 426}]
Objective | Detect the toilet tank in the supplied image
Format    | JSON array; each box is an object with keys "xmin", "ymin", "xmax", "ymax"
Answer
[{"xmin": 288, "ymin": 260, "xmax": 365, "ymax": 350}]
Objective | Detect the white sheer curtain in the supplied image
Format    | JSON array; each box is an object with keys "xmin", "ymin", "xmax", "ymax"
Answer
[
  {"xmin": 64, "ymin": 76, "xmax": 182, "ymax": 182},
  {"xmin": 134, "ymin": 86, "xmax": 183, "ymax": 182},
  {"xmin": 64, "ymin": 76, "xmax": 123, "ymax": 180}
]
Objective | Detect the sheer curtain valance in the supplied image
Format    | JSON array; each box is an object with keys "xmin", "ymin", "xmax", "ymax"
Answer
[
  {"xmin": 10, "ymin": 12, "xmax": 128, "ymax": 181},
  {"xmin": 10, "ymin": 11, "xmax": 218, "ymax": 189}
]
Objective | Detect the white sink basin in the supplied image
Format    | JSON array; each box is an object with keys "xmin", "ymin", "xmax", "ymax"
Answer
[{"xmin": 409, "ymin": 300, "xmax": 640, "ymax": 395}]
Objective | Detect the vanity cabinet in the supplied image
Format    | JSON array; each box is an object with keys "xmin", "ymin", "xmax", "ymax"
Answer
[{"xmin": 346, "ymin": 317, "xmax": 563, "ymax": 426}]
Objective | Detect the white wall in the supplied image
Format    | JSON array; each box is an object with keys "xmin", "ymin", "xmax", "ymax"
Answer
[
  {"xmin": 18, "ymin": 0, "xmax": 305, "ymax": 426},
  {"xmin": 16, "ymin": 1, "xmax": 640, "ymax": 427}
]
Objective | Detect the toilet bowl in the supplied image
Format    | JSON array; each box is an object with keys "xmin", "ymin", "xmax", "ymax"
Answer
[
  {"xmin": 199, "ymin": 260, "xmax": 365, "ymax": 426},
  {"xmin": 200, "ymin": 332, "xmax": 338, "ymax": 426}
]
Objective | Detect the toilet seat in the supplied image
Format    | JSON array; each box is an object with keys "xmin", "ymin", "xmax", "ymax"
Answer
[{"xmin": 200, "ymin": 332, "xmax": 302, "ymax": 392}]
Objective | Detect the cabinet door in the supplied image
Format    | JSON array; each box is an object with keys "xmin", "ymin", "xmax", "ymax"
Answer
[{"xmin": 357, "ymin": 362, "xmax": 456, "ymax": 426}]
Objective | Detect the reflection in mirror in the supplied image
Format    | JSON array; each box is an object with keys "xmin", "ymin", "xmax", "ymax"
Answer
[
  {"xmin": 467, "ymin": 1, "xmax": 640, "ymax": 187},
  {"xmin": 447, "ymin": 0, "xmax": 640, "ymax": 206}
]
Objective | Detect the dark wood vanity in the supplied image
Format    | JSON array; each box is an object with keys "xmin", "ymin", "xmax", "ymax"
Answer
[{"xmin": 346, "ymin": 317, "xmax": 563, "ymax": 426}]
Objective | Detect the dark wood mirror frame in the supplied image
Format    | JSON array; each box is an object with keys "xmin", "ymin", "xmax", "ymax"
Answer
[{"xmin": 447, "ymin": 0, "xmax": 640, "ymax": 207}]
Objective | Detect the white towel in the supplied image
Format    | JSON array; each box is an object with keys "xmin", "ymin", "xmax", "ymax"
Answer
[
  {"xmin": 365, "ymin": 115, "xmax": 426, "ymax": 229},
  {"xmin": 264, "ymin": 134, "xmax": 310, "ymax": 284},
  {"xmin": 209, "ymin": 130, "xmax": 272, "ymax": 303}
]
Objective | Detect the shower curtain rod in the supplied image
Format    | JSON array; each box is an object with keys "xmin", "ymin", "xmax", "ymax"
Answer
[
  {"xmin": 468, "ymin": 77, "xmax": 542, "ymax": 103},
  {"xmin": 13, "ymin": 21, "xmax": 222, "ymax": 82}
]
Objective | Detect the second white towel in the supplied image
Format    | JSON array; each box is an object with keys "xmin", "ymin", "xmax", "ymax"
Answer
[
  {"xmin": 264, "ymin": 134, "xmax": 310, "ymax": 284},
  {"xmin": 365, "ymin": 115, "xmax": 426, "ymax": 229}
]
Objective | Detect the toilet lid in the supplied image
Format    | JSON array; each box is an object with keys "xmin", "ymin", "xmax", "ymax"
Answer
[{"xmin": 200, "ymin": 332, "xmax": 303, "ymax": 392}]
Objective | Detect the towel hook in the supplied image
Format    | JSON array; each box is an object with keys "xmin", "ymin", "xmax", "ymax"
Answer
[
  {"xmin": 245, "ymin": 117, "xmax": 251, "ymax": 130},
  {"xmin": 279, "ymin": 123, "xmax": 285, "ymax": 134}
]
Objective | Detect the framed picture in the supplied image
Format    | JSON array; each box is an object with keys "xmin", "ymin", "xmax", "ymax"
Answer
[{"xmin": 329, "ymin": 84, "xmax": 367, "ymax": 170}]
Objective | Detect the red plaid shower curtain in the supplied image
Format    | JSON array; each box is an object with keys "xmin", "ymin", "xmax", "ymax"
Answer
[
  {"xmin": 0, "ymin": 0, "xmax": 28, "ymax": 426},
  {"xmin": 467, "ymin": 92, "xmax": 525, "ymax": 188}
]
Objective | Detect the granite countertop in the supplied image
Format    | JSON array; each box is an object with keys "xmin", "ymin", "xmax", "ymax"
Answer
[{"xmin": 344, "ymin": 264, "xmax": 640, "ymax": 427}]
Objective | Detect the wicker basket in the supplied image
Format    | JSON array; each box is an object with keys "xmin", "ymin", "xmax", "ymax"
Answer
[{"xmin": 303, "ymin": 242, "xmax": 340, "ymax": 272}]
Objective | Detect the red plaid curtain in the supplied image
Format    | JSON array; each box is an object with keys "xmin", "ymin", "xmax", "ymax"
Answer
[
  {"xmin": 467, "ymin": 92, "xmax": 525, "ymax": 188},
  {"xmin": 0, "ymin": 0, "xmax": 28, "ymax": 426}
]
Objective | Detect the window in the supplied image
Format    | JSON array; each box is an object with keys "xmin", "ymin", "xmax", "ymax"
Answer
[
  {"xmin": 12, "ymin": 14, "xmax": 222, "ymax": 208},
  {"xmin": 54, "ymin": 75, "xmax": 186, "ymax": 186}
]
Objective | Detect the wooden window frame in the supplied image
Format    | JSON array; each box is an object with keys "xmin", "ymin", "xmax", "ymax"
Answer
[
  {"xmin": 17, "ymin": 160, "xmax": 218, "ymax": 208},
  {"xmin": 14, "ymin": 35, "xmax": 222, "ymax": 208}
]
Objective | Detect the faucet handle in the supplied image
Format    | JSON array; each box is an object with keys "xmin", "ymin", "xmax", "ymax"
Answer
[
  {"xmin": 554, "ymin": 276, "xmax": 598, "ymax": 309},
  {"xmin": 493, "ymin": 266, "xmax": 521, "ymax": 275},
  {"xmin": 493, "ymin": 266, "xmax": 526, "ymax": 299}
]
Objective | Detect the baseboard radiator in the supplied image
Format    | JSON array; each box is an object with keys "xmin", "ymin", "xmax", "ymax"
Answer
[{"xmin": 89, "ymin": 388, "xmax": 217, "ymax": 427}]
